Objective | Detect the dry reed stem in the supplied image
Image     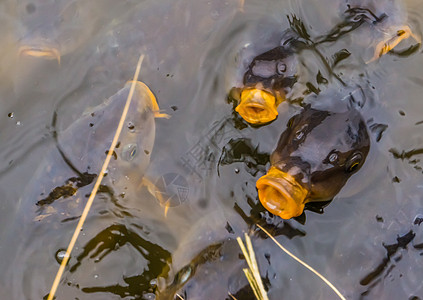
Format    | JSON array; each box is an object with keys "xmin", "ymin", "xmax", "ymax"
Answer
[
  {"xmin": 256, "ymin": 224, "xmax": 346, "ymax": 300},
  {"xmin": 46, "ymin": 54, "xmax": 145, "ymax": 300},
  {"xmin": 237, "ymin": 233, "xmax": 269, "ymax": 300}
]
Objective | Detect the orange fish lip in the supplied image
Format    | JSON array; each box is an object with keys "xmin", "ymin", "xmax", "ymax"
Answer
[
  {"xmin": 18, "ymin": 46, "xmax": 61, "ymax": 64},
  {"xmin": 235, "ymin": 88, "xmax": 280, "ymax": 124},
  {"xmin": 256, "ymin": 167, "xmax": 308, "ymax": 219}
]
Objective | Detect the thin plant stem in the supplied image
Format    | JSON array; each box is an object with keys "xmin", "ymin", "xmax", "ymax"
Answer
[
  {"xmin": 46, "ymin": 54, "xmax": 145, "ymax": 300},
  {"xmin": 256, "ymin": 224, "xmax": 346, "ymax": 300}
]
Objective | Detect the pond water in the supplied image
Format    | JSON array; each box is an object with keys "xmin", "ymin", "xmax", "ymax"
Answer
[{"xmin": 0, "ymin": 0, "xmax": 422, "ymax": 299}]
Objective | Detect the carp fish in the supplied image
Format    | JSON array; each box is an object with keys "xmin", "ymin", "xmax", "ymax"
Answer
[
  {"xmin": 256, "ymin": 105, "xmax": 370, "ymax": 219},
  {"xmin": 230, "ymin": 2, "xmax": 420, "ymax": 125},
  {"xmin": 229, "ymin": 34, "xmax": 301, "ymax": 125},
  {"xmin": 13, "ymin": 0, "xmax": 132, "ymax": 63},
  {"xmin": 20, "ymin": 81, "xmax": 159, "ymax": 223}
]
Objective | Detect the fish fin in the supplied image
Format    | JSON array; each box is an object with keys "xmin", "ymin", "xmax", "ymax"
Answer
[
  {"xmin": 126, "ymin": 80, "xmax": 171, "ymax": 119},
  {"xmin": 238, "ymin": 0, "xmax": 245, "ymax": 12},
  {"xmin": 164, "ymin": 202, "xmax": 170, "ymax": 217},
  {"xmin": 154, "ymin": 111, "xmax": 171, "ymax": 119},
  {"xmin": 140, "ymin": 177, "xmax": 157, "ymax": 196},
  {"xmin": 367, "ymin": 25, "xmax": 421, "ymax": 64},
  {"xmin": 140, "ymin": 177, "xmax": 169, "ymax": 216}
]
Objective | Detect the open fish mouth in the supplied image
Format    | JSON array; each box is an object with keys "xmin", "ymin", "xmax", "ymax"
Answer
[
  {"xmin": 235, "ymin": 88, "xmax": 280, "ymax": 124},
  {"xmin": 18, "ymin": 46, "xmax": 61, "ymax": 64},
  {"xmin": 256, "ymin": 167, "xmax": 308, "ymax": 219}
]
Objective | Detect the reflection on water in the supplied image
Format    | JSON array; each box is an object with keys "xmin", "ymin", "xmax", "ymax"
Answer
[{"xmin": 0, "ymin": 0, "xmax": 423, "ymax": 299}]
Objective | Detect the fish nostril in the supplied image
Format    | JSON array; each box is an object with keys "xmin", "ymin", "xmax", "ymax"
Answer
[{"xmin": 276, "ymin": 62, "xmax": 286, "ymax": 74}]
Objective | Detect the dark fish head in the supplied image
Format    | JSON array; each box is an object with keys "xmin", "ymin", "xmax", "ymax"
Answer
[
  {"xmin": 234, "ymin": 46, "xmax": 297, "ymax": 125},
  {"xmin": 256, "ymin": 106, "xmax": 370, "ymax": 219},
  {"xmin": 15, "ymin": 0, "xmax": 95, "ymax": 63}
]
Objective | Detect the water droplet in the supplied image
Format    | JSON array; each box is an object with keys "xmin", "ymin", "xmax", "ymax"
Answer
[
  {"xmin": 94, "ymin": 274, "xmax": 99, "ymax": 279},
  {"xmin": 7, "ymin": 112, "xmax": 14, "ymax": 118},
  {"xmin": 55, "ymin": 249, "xmax": 68, "ymax": 264},
  {"xmin": 127, "ymin": 122, "xmax": 135, "ymax": 132},
  {"xmin": 413, "ymin": 214, "xmax": 423, "ymax": 226},
  {"xmin": 234, "ymin": 168, "xmax": 240, "ymax": 174},
  {"xmin": 210, "ymin": 10, "xmax": 220, "ymax": 19}
]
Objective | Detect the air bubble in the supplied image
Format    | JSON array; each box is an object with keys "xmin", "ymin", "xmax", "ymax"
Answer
[{"xmin": 55, "ymin": 249, "xmax": 68, "ymax": 264}]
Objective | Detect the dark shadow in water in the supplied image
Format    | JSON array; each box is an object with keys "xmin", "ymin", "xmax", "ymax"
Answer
[
  {"xmin": 315, "ymin": 7, "xmax": 386, "ymax": 45},
  {"xmin": 159, "ymin": 243, "xmax": 224, "ymax": 298},
  {"xmin": 35, "ymin": 110, "xmax": 97, "ymax": 209},
  {"xmin": 286, "ymin": 15, "xmax": 346, "ymax": 87},
  {"xmin": 68, "ymin": 223, "xmax": 170, "ymax": 298},
  {"xmin": 359, "ymin": 230, "xmax": 415, "ymax": 297},
  {"xmin": 389, "ymin": 147, "xmax": 423, "ymax": 174},
  {"xmin": 218, "ymin": 138, "xmax": 270, "ymax": 177},
  {"xmin": 234, "ymin": 199, "xmax": 306, "ymax": 240},
  {"xmin": 227, "ymin": 284, "xmax": 259, "ymax": 300},
  {"xmin": 388, "ymin": 44, "xmax": 421, "ymax": 58},
  {"xmin": 226, "ymin": 95, "xmax": 253, "ymax": 130},
  {"xmin": 35, "ymin": 172, "xmax": 96, "ymax": 206}
]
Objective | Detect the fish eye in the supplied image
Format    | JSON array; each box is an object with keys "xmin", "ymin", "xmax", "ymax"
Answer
[
  {"xmin": 175, "ymin": 265, "xmax": 192, "ymax": 285},
  {"xmin": 25, "ymin": 3, "xmax": 36, "ymax": 14},
  {"xmin": 295, "ymin": 130, "xmax": 304, "ymax": 140},
  {"xmin": 276, "ymin": 62, "xmax": 287, "ymax": 74},
  {"xmin": 328, "ymin": 152, "xmax": 338, "ymax": 163},
  {"xmin": 122, "ymin": 144, "xmax": 138, "ymax": 161},
  {"xmin": 294, "ymin": 124, "xmax": 307, "ymax": 141},
  {"xmin": 346, "ymin": 152, "xmax": 363, "ymax": 173}
]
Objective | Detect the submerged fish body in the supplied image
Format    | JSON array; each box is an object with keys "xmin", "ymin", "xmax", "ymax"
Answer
[
  {"xmin": 257, "ymin": 104, "xmax": 370, "ymax": 219},
  {"xmin": 20, "ymin": 81, "xmax": 156, "ymax": 223},
  {"xmin": 156, "ymin": 211, "xmax": 249, "ymax": 300},
  {"xmin": 231, "ymin": 0, "xmax": 420, "ymax": 125},
  {"xmin": 14, "ymin": 0, "xmax": 88, "ymax": 61},
  {"xmin": 13, "ymin": 0, "xmax": 134, "ymax": 62},
  {"xmin": 83, "ymin": 0, "xmax": 241, "ymax": 90}
]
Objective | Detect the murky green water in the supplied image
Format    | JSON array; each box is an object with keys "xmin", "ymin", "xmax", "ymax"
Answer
[{"xmin": 0, "ymin": 0, "xmax": 423, "ymax": 299}]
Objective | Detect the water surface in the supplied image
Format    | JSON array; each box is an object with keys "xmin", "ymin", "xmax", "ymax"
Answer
[{"xmin": 0, "ymin": 0, "xmax": 423, "ymax": 299}]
